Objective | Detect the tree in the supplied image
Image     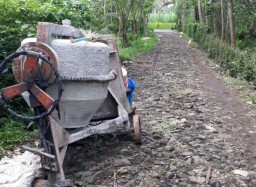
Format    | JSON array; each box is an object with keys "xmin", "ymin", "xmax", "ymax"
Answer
[
  {"xmin": 197, "ymin": 0, "xmax": 203, "ymax": 23},
  {"xmin": 114, "ymin": 0, "xmax": 134, "ymax": 47},
  {"xmin": 228, "ymin": 0, "xmax": 235, "ymax": 47},
  {"xmin": 221, "ymin": 0, "xmax": 224, "ymax": 41},
  {"xmin": 182, "ymin": 0, "xmax": 186, "ymax": 31}
]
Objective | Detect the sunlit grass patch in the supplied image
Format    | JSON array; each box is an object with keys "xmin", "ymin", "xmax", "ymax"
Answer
[
  {"xmin": 118, "ymin": 35, "xmax": 158, "ymax": 61},
  {"xmin": 148, "ymin": 22, "xmax": 176, "ymax": 30},
  {"xmin": 0, "ymin": 117, "xmax": 37, "ymax": 158}
]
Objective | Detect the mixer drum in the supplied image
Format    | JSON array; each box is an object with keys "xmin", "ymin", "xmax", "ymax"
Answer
[
  {"xmin": 15, "ymin": 38, "xmax": 110, "ymax": 128},
  {"xmin": 48, "ymin": 39, "xmax": 110, "ymax": 128}
]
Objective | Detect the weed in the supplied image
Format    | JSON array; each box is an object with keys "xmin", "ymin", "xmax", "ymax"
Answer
[
  {"xmin": 247, "ymin": 93, "xmax": 256, "ymax": 105},
  {"xmin": 224, "ymin": 76, "xmax": 249, "ymax": 91}
]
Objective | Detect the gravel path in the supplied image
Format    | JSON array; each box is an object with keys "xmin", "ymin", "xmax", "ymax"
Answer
[{"xmin": 64, "ymin": 30, "xmax": 256, "ymax": 187}]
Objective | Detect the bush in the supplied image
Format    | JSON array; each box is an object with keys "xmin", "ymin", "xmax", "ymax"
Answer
[{"xmin": 184, "ymin": 23, "xmax": 256, "ymax": 83}]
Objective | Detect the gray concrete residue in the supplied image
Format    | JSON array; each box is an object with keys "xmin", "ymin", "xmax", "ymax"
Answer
[
  {"xmin": 0, "ymin": 151, "xmax": 40, "ymax": 187},
  {"xmin": 50, "ymin": 39, "xmax": 109, "ymax": 77}
]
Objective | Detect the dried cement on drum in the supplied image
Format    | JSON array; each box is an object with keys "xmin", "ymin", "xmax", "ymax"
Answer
[{"xmin": 50, "ymin": 39, "xmax": 109, "ymax": 77}]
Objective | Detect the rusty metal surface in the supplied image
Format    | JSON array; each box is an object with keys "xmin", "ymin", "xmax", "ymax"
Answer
[
  {"xmin": 1, "ymin": 82, "xmax": 29, "ymax": 100},
  {"xmin": 49, "ymin": 117, "xmax": 70, "ymax": 148},
  {"xmin": 37, "ymin": 22, "xmax": 84, "ymax": 45},
  {"xmin": 30, "ymin": 85, "xmax": 54, "ymax": 110},
  {"xmin": 22, "ymin": 56, "xmax": 38, "ymax": 83},
  {"xmin": 69, "ymin": 105, "xmax": 129, "ymax": 144},
  {"xmin": 22, "ymin": 145, "xmax": 55, "ymax": 160},
  {"xmin": 133, "ymin": 115, "xmax": 142, "ymax": 144},
  {"xmin": 106, "ymin": 40, "xmax": 132, "ymax": 114},
  {"xmin": 49, "ymin": 117, "xmax": 64, "ymax": 175},
  {"xmin": 13, "ymin": 42, "xmax": 59, "ymax": 84}
]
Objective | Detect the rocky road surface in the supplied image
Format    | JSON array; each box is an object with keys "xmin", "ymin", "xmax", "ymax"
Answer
[{"xmin": 64, "ymin": 30, "xmax": 256, "ymax": 187}]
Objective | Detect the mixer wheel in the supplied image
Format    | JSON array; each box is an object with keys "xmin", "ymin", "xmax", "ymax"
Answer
[
  {"xmin": 32, "ymin": 179, "xmax": 49, "ymax": 187},
  {"xmin": 32, "ymin": 178, "xmax": 72, "ymax": 187},
  {"xmin": 133, "ymin": 115, "xmax": 142, "ymax": 144}
]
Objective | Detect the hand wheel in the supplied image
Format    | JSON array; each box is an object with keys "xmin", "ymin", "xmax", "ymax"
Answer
[{"xmin": 0, "ymin": 48, "xmax": 63, "ymax": 121}]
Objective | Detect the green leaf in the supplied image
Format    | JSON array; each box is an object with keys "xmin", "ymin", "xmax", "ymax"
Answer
[{"xmin": 21, "ymin": 24, "xmax": 29, "ymax": 30}]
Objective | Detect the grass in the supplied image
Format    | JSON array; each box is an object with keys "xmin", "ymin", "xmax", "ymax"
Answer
[
  {"xmin": 148, "ymin": 22, "xmax": 176, "ymax": 30},
  {"xmin": 246, "ymin": 93, "xmax": 256, "ymax": 105},
  {"xmin": 224, "ymin": 76, "xmax": 249, "ymax": 91},
  {"xmin": 0, "ymin": 117, "xmax": 36, "ymax": 158},
  {"xmin": 118, "ymin": 34, "xmax": 158, "ymax": 61},
  {"xmin": 223, "ymin": 74, "xmax": 256, "ymax": 106}
]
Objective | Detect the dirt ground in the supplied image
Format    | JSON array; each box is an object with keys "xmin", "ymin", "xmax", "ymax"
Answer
[{"xmin": 63, "ymin": 30, "xmax": 256, "ymax": 187}]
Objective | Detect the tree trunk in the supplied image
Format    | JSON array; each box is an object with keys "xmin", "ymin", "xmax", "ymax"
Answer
[
  {"xmin": 119, "ymin": 15, "xmax": 128, "ymax": 47},
  {"xmin": 115, "ymin": 0, "xmax": 134, "ymax": 47},
  {"xmin": 131, "ymin": 20, "xmax": 137, "ymax": 34},
  {"xmin": 225, "ymin": 12, "xmax": 229, "ymax": 42},
  {"xmin": 205, "ymin": 0, "xmax": 209, "ymax": 32},
  {"xmin": 213, "ymin": 0, "xmax": 218, "ymax": 35},
  {"xmin": 189, "ymin": 0, "xmax": 195, "ymax": 21},
  {"xmin": 182, "ymin": 0, "xmax": 186, "ymax": 31},
  {"xmin": 141, "ymin": 11, "xmax": 148, "ymax": 36},
  {"xmin": 221, "ymin": 0, "xmax": 224, "ymax": 41},
  {"xmin": 197, "ymin": 0, "xmax": 203, "ymax": 23},
  {"xmin": 228, "ymin": 0, "xmax": 235, "ymax": 47},
  {"xmin": 195, "ymin": 4, "xmax": 199, "ymax": 22}
]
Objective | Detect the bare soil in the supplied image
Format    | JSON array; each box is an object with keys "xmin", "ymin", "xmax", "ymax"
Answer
[{"xmin": 64, "ymin": 30, "xmax": 256, "ymax": 187}]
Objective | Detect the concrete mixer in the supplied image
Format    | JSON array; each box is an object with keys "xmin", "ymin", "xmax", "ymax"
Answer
[{"xmin": 0, "ymin": 21, "xmax": 141, "ymax": 186}]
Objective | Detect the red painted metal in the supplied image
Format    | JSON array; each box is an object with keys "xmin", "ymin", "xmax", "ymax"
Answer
[
  {"xmin": 30, "ymin": 85, "xmax": 54, "ymax": 110},
  {"xmin": 1, "ymin": 82, "xmax": 29, "ymax": 100}
]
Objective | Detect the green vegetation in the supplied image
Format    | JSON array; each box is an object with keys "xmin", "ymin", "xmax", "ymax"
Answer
[
  {"xmin": 224, "ymin": 76, "xmax": 249, "ymax": 91},
  {"xmin": 118, "ymin": 34, "xmax": 157, "ymax": 61},
  {"xmin": 247, "ymin": 93, "xmax": 256, "ymax": 105},
  {"xmin": 148, "ymin": 22, "xmax": 176, "ymax": 30},
  {"xmin": 185, "ymin": 23, "xmax": 256, "ymax": 83},
  {"xmin": 0, "ymin": 0, "xmax": 91, "ymax": 61},
  {"xmin": 148, "ymin": 13, "xmax": 177, "ymax": 30},
  {"xmin": 0, "ymin": 117, "xmax": 36, "ymax": 158},
  {"xmin": 149, "ymin": 13, "xmax": 177, "ymax": 23},
  {"xmin": 173, "ymin": 0, "xmax": 256, "ymax": 86}
]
